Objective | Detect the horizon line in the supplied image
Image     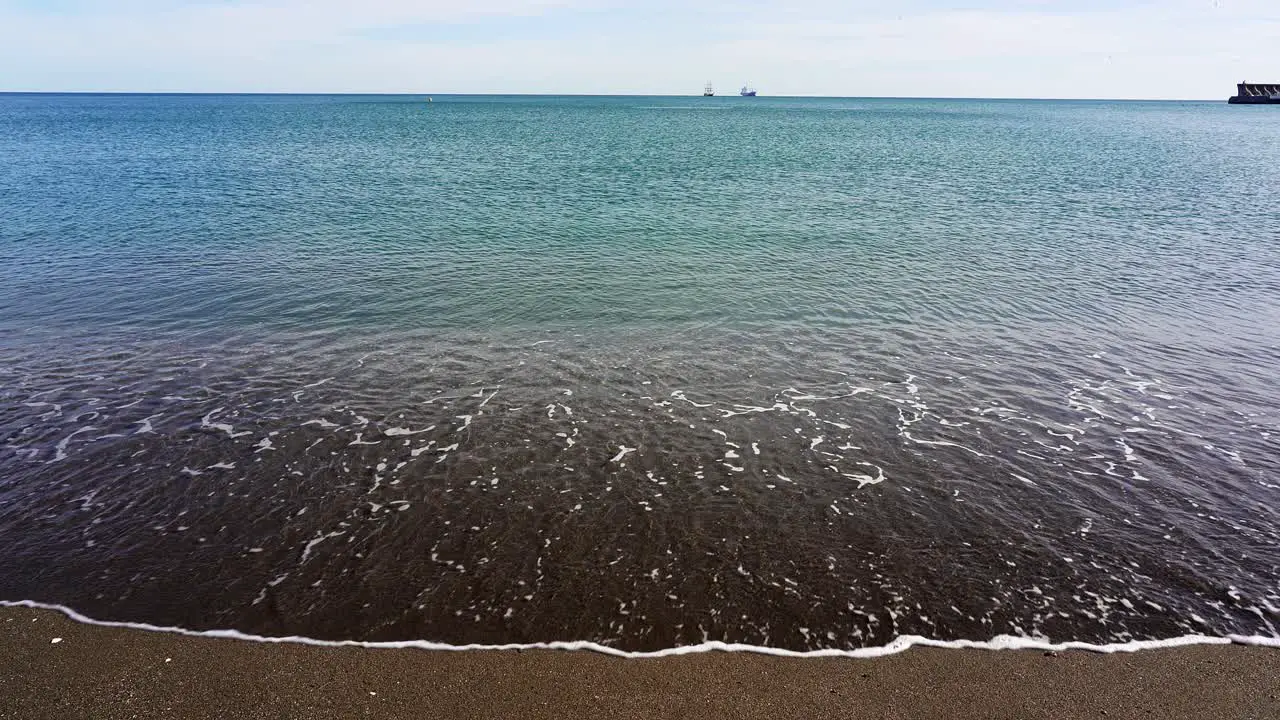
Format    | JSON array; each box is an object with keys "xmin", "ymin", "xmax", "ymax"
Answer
[{"xmin": 0, "ymin": 91, "xmax": 1224, "ymax": 103}]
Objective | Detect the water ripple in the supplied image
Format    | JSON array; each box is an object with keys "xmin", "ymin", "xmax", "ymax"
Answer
[{"xmin": 1, "ymin": 95, "xmax": 1279, "ymax": 649}]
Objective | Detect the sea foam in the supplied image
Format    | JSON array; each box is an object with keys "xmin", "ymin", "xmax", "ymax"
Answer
[{"xmin": 3, "ymin": 600, "xmax": 1275, "ymax": 658}]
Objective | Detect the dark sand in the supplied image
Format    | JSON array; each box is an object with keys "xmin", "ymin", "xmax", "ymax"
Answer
[{"xmin": 1, "ymin": 607, "xmax": 1277, "ymax": 719}]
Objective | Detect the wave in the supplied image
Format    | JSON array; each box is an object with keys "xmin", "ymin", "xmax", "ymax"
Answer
[{"xmin": 5, "ymin": 599, "xmax": 1276, "ymax": 658}]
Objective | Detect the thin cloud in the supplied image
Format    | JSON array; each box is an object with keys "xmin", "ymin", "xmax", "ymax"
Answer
[{"xmin": 1, "ymin": 0, "xmax": 1277, "ymax": 97}]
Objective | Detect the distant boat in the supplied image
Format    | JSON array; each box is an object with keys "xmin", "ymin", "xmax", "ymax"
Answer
[
  {"xmin": 740, "ymin": 85, "xmax": 757, "ymax": 97},
  {"xmin": 703, "ymin": 82, "xmax": 715, "ymax": 97}
]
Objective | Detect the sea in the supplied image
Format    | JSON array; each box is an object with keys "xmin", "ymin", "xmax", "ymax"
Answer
[{"xmin": 1, "ymin": 93, "xmax": 1278, "ymax": 653}]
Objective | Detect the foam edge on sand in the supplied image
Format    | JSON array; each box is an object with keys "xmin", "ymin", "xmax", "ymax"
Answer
[{"xmin": 4, "ymin": 599, "xmax": 1277, "ymax": 658}]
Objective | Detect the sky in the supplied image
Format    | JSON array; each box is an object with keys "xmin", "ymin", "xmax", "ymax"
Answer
[{"xmin": 1, "ymin": 0, "xmax": 1277, "ymax": 98}]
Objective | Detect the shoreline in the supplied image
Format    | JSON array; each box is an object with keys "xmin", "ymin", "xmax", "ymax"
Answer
[
  {"xmin": 3, "ymin": 605, "xmax": 1279, "ymax": 719},
  {"xmin": 4, "ymin": 599, "xmax": 1277, "ymax": 657}
]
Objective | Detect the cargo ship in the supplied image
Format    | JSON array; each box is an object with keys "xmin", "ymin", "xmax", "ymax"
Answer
[{"xmin": 1228, "ymin": 82, "xmax": 1280, "ymax": 104}]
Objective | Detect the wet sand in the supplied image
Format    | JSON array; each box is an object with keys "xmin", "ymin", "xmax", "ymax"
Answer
[{"xmin": 1, "ymin": 607, "xmax": 1277, "ymax": 720}]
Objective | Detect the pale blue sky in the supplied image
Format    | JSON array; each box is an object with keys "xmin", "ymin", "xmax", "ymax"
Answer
[{"xmin": 2, "ymin": 0, "xmax": 1276, "ymax": 98}]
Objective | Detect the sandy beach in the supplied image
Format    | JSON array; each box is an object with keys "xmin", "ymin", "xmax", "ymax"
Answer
[{"xmin": 0, "ymin": 606, "xmax": 1276, "ymax": 719}]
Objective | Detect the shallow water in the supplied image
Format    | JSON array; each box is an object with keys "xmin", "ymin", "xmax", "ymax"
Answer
[{"xmin": 1, "ymin": 94, "xmax": 1278, "ymax": 649}]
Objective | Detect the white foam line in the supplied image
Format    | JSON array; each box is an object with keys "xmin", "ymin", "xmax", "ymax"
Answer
[
  {"xmin": 789, "ymin": 403, "xmax": 818, "ymax": 418},
  {"xmin": 299, "ymin": 531, "xmax": 345, "ymax": 564},
  {"xmin": 783, "ymin": 388, "xmax": 870, "ymax": 401},
  {"xmin": 842, "ymin": 462, "xmax": 886, "ymax": 489},
  {"xmin": 671, "ymin": 390, "xmax": 712, "ymax": 408},
  {"xmin": 24, "ymin": 401, "xmax": 60, "ymax": 411},
  {"xmin": 51, "ymin": 427, "xmax": 96, "ymax": 462},
  {"xmin": 201, "ymin": 409, "xmax": 252, "ymax": 439},
  {"xmin": 900, "ymin": 431, "xmax": 990, "ymax": 457},
  {"xmin": 3, "ymin": 600, "xmax": 1273, "ymax": 658},
  {"xmin": 301, "ymin": 377, "xmax": 334, "ymax": 389},
  {"xmin": 385, "ymin": 426, "xmax": 435, "ymax": 437},
  {"xmin": 404, "ymin": 441, "xmax": 434, "ymax": 458},
  {"xmin": 720, "ymin": 403, "xmax": 788, "ymax": 418},
  {"xmin": 904, "ymin": 376, "xmax": 919, "ymax": 395}
]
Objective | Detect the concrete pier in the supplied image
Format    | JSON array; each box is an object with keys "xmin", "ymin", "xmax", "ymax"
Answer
[{"xmin": 1228, "ymin": 82, "xmax": 1280, "ymax": 104}]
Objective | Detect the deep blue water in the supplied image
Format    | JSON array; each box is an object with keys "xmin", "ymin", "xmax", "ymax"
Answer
[{"xmin": 1, "ymin": 94, "xmax": 1278, "ymax": 649}]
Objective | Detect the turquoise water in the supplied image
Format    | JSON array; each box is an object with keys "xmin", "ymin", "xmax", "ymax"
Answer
[{"xmin": 1, "ymin": 94, "xmax": 1278, "ymax": 649}]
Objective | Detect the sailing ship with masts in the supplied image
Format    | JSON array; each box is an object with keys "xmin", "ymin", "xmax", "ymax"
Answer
[{"xmin": 700, "ymin": 81, "xmax": 760, "ymax": 97}]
